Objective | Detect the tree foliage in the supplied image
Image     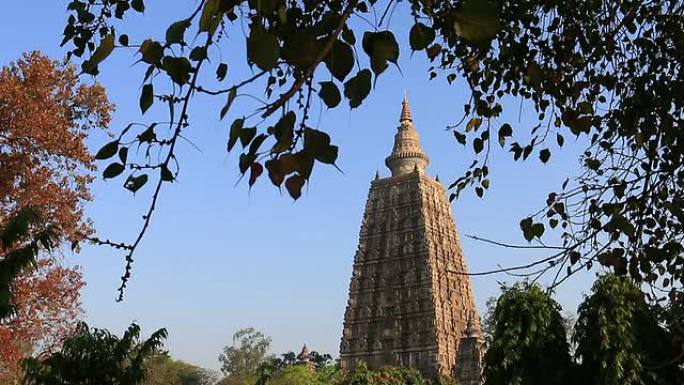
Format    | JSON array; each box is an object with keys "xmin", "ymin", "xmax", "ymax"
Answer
[
  {"xmin": 483, "ymin": 283, "xmax": 573, "ymax": 385},
  {"xmin": 484, "ymin": 276, "xmax": 684, "ymax": 385},
  {"xmin": 58, "ymin": 0, "xmax": 684, "ymax": 303},
  {"xmin": 219, "ymin": 327, "xmax": 273, "ymax": 382},
  {"xmin": 0, "ymin": 51, "xmax": 113, "ymax": 244},
  {"xmin": 573, "ymin": 275, "xmax": 684, "ymax": 385},
  {"xmin": 0, "ymin": 51, "xmax": 113, "ymax": 317},
  {"xmin": 22, "ymin": 322, "xmax": 168, "ymax": 385},
  {"xmin": 144, "ymin": 354, "xmax": 219, "ymax": 385},
  {"xmin": 341, "ymin": 363, "xmax": 429, "ymax": 385},
  {"xmin": 0, "ymin": 258, "xmax": 84, "ymax": 384}
]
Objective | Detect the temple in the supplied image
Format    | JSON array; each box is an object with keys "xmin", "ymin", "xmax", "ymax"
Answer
[{"xmin": 339, "ymin": 97, "xmax": 485, "ymax": 384}]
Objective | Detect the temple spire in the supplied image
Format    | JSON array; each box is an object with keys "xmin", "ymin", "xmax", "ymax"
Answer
[
  {"xmin": 385, "ymin": 95, "xmax": 430, "ymax": 177},
  {"xmin": 400, "ymin": 94, "xmax": 412, "ymax": 123}
]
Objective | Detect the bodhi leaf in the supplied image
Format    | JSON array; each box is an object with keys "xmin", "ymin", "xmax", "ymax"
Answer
[
  {"xmin": 239, "ymin": 127, "xmax": 257, "ymax": 148},
  {"xmin": 249, "ymin": 162, "xmax": 263, "ymax": 187},
  {"xmin": 189, "ymin": 46, "xmax": 207, "ymax": 61},
  {"xmin": 91, "ymin": 34, "xmax": 115, "ymax": 63},
  {"xmin": 162, "ymin": 56, "xmax": 192, "ymax": 85},
  {"xmin": 95, "ymin": 141, "xmax": 119, "ymax": 160},
  {"xmin": 498, "ymin": 123, "xmax": 512, "ymax": 147},
  {"xmin": 124, "ymin": 174, "xmax": 149, "ymax": 193},
  {"xmin": 362, "ymin": 31, "xmax": 399, "ymax": 76},
  {"xmin": 409, "ymin": 23, "xmax": 435, "ymax": 51},
  {"xmin": 103, "ymin": 163, "xmax": 125, "ymax": 179},
  {"xmin": 228, "ymin": 118, "xmax": 245, "ymax": 152},
  {"xmin": 138, "ymin": 39, "xmax": 163, "ymax": 65},
  {"xmin": 220, "ymin": 88, "xmax": 237, "ymax": 120},
  {"xmin": 137, "ymin": 124, "xmax": 157, "ymax": 143},
  {"xmin": 118, "ymin": 147, "xmax": 128, "ymax": 163},
  {"xmin": 247, "ymin": 27, "xmax": 280, "ymax": 71},
  {"xmin": 82, "ymin": 34, "xmax": 115, "ymax": 74},
  {"xmin": 341, "ymin": 25, "xmax": 356, "ymax": 45},
  {"xmin": 324, "ymin": 40, "xmax": 354, "ymax": 81},
  {"xmin": 239, "ymin": 153, "xmax": 257, "ymax": 174},
  {"xmin": 166, "ymin": 20, "xmax": 191, "ymax": 45},
  {"xmin": 131, "ymin": 0, "xmax": 145, "ymax": 13},
  {"xmin": 539, "ymin": 148, "xmax": 551, "ymax": 163},
  {"xmin": 304, "ymin": 129, "xmax": 338, "ymax": 165},
  {"xmin": 119, "ymin": 34, "xmax": 129, "ymax": 46},
  {"xmin": 161, "ymin": 165, "xmax": 174, "ymax": 182},
  {"xmin": 319, "ymin": 81, "xmax": 341, "ymax": 108},
  {"xmin": 140, "ymin": 83, "xmax": 153, "ymax": 114},
  {"xmin": 453, "ymin": 0, "xmax": 501, "ymax": 43},
  {"xmin": 343, "ymin": 69, "xmax": 372, "ymax": 108},
  {"xmin": 216, "ymin": 63, "xmax": 228, "ymax": 81},
  {"xmin": 271, "ymin": 112, "xmax": 295, "ymax": 153},
  {"xmin": 285, "ymin": 174, "xmax": 305, "ymax": 200},
  {"xmin": 199, "ymin": 0, "xmax": 221, "ymax": 34}
]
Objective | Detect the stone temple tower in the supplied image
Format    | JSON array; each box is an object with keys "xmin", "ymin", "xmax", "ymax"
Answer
[{"xmin": 339, "ymin": 97, "xmax": 484, "ymax": 384}]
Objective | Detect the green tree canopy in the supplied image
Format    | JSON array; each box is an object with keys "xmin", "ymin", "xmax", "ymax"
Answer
[
  {"xmin": 144, "ymin": 354, "xmax": 218, "ymax": 385},
  {"xmin": 22, "ymin": 322, "xmax": 167, "ymax": 385},
  {"xmin": 219, "ymin": 327, "xmax": 273, "ymax": 385},
  {"xmin": 573, "ymin": 275, "xmax": 684, "ymax": 385},
  {"xmin": 483, "ymin": 283, "xmax": 573, "ymax": 385}
]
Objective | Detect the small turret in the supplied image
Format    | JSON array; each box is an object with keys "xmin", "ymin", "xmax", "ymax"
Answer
[{"xmin": 297, "ymin": 344, "xmax": 315, "ymax": 371}]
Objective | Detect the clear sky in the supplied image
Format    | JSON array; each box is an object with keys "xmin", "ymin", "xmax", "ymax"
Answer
[{"xmin": 3, "ymin": 1, "xmax": 598, "ymax": 371}]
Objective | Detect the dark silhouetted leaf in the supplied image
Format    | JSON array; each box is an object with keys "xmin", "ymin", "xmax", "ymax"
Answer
[
  {"xmin": 220, "ymin": 88, "xmax": 237, "ymax": 120},
  {"xmin": 216, "ymin": 63, "xmax": 228, "ymax": 81},
  {"xmin": 138, "ymin": 39, "xmax": 163, "ymax": 65},
  {"xmin": 324, "ymin": 40, "xmax": 354, "ymax": 81},
  {"xmin": 95, "ymin": 141, "xmax": 119, "ymax": 160},
  {"xmin": 343, "ymin": 69, "xmax": 372, "ymax": 108},
  {"xmin": 140, "ymin": 83, "xmax": 153, "ymax": 114},
  {"xmin": 319, "ymin": 81, "xmax": 341, "ymax": 108},
  {"xmin": 228, "ymin": 118, "xmax": 244, "ymax": 152},
  {"xmin": 124, "ymin": 174, "xmax": 148, "ymax": 193},
  {"xmin": 453, "ymin": 0, "xmax": 500, "ymax": 43},
  {"xmin": 272, "ymin": 112, "xmax": 295, "ymax": 153},
  {"xmin": 103, "ymin": 163, "xmax": 125, "ymax": 179},
  {"xmin": 161, "ymin": 165, "xmax": 174, "ymax": 182},
  {"xmin": 409, "ymin": 23, "xmax": 435, "ymax": 51},
  {"xmin": 247, "ymin": 27, "xmax": 280, "ymax": 71},
  {"xmin": 166, "ymin": 20, "xmax": 191, "ymax": 45},
  {"xmin": 119, "ymin": 34, "xmax": 129, "ymax": 46},
  {"xmin": 131, "ymin": 0, "xmax": 145, "ymax": 12},
  {"xmin": 285, "ymin": 174, "xmax": 305, "ymax": 200},
  {"xmin": 539, "ymin": 148, "xmax": 551, "ymax": 163},
  {"xmin": 162, "ymin": 56, "xmax": 192, "ymax": 85},
  {"xmin": 118, "ymin": 147, "xmax": 128, "ymax": 163},
  {"xmin": 249, "ymin": 162, "xmax": 263, "ymax": 187},
  {"xmin": 362, "ymin": 31, "xmax": 399, "ymax": 76}
]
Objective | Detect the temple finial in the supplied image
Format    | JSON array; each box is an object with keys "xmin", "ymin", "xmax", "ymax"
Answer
[
  {"xmin": 400, "ymin": 93, "xmax": 412, "ymax": 123},
  {"xmin": 374, "ymin": 170, "xmax": 380, "ymax": 180},
  {"xmin": 385, "ymin": 95, "xmax": 430, "ymax": 176},
  {"xmin": 435, "ymin": 174, "xmax": 440, "ymax": 182}
]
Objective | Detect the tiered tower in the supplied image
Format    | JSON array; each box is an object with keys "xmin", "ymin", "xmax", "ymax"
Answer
[{"xmin": 339, "ymin": 97, "xmax": 484, "ymax": 384}]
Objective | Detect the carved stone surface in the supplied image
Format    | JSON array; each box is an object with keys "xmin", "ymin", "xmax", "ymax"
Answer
[{"xmin": 339, "ymin": 98, "xmax": 484, "ymax": 384}]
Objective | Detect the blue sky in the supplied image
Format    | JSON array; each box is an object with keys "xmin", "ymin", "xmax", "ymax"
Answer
[{"xmin": 3, "ymin": 1, "xmax": 598, "ymax": 371}]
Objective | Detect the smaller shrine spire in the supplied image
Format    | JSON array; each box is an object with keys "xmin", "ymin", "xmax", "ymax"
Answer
[{"xmin": 465, "ymin": 308, "xmax": 483, "ymax": 338}]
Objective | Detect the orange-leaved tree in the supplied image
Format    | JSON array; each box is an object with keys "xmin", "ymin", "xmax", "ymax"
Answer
[
  {"xmin": 0, "ymin": 51, "xmax": 113, "ymax": 318},
  {"xmin": 0, "ymin": 51, "xmax": 113, "ymax": 244},
  {"xmin": 0, "ymin": 258, "xmax": 84, "ymax": 385}
]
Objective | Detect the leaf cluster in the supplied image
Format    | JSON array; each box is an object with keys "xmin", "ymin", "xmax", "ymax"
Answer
[
  {"xmin": 483, "ymin": 277, "xmax": 684, "ymax": 385},
  {"xmin": 22, "ymin": 322, "xmax": 168, "ymax": 385},
  {"xmin": 59, "ymin": 0, "xmax": 684, "ymax": 302}
]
